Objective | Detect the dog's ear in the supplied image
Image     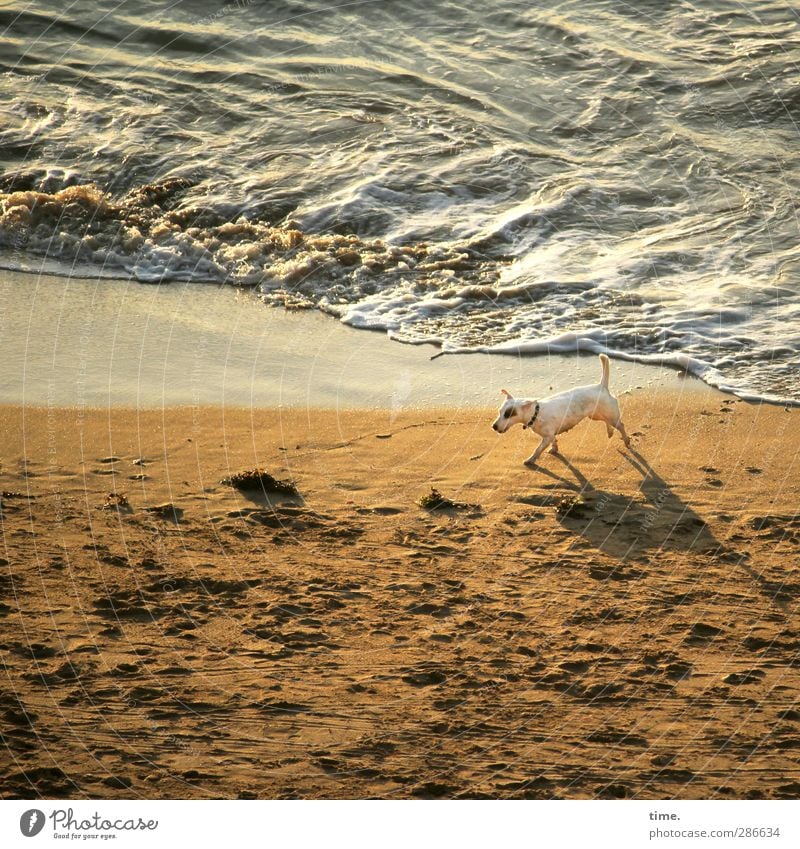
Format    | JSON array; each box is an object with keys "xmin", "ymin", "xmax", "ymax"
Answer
[{"xmin": 500, "ymin": 389, "xmax": 514, "ymax": 400}]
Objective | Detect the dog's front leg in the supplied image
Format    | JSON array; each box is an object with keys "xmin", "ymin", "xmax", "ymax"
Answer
[{"xmin": 524, "ymin": 434, "xmax": 554, "ymax": 466}]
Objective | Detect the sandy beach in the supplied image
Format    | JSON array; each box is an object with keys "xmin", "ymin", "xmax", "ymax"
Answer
[
  {"xmin": 2, "ymin": 392, "xmax": 798, "ymax": 799},
  {"xmin": 4, "ymin": 1, "xmax": 800, "ymax": 834}
]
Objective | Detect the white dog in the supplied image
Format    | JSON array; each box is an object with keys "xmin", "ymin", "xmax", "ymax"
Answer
[{"xmin": 491, "ymin": 354, "xmax": 631, "ymax": 466}]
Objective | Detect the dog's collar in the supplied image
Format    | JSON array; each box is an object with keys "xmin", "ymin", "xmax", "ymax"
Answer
[{"xmin": 523, "ymin": 402, "xmax": 540, "ymax": 429}]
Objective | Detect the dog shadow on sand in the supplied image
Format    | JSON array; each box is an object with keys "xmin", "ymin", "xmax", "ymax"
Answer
[{"xmin": 518, "ymin": 447, "xmax": 724, "ymax": 566}]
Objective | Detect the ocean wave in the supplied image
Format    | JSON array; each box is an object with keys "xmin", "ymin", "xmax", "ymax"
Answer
[
  {"xmin": 0, "ymin": 178, "xmax": 497, "ymax": 293},
  {"xmin": 1, "ymin": 0, "xmax": 799, "ymax": 405}
]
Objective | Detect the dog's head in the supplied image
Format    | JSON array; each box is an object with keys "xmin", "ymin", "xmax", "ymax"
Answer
[{"xmin": 491, "ymin": 389, "xmax": 535, "ymax": 433}]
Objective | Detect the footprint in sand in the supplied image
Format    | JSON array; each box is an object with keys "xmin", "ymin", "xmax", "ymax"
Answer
[
  {"xmin": 750, "ymin": 514, "xmax": 800, "ymax": 534},
  {"xmin": 587, "ymin": 729, "xmax": 648, "ymax": 747},
  {"xmin": 685, "ymin": 622, "xmax": 725, "ymax": 644},
  {"xmin": 724, "ymin": 669, "xmax": 766, "ymax": 686},
  {"xmin": 103, "ymin": 776, "xmax": 133, "ymax": 789},
  {"xmin": 0, "ymin": 693, "xmax": 38, "ymax": 729},
  {"xmin": 5, "ymin": 766, "xmax": 73, "ymax": 796},
  {"xmin": 25, "ymin": 660, "xmax": 84, "ymax": 685},
  {"xmin": 93, "ymin": 590, "xmax": 162, "ymax": 622},
  {"xmin": 9, "ymin": 642, "xmax": 59, "ymax": 660},
  {"xmin": 100, "ymin": 553, "xmax": 129, "ymax": 568},
  {"xmin": 579, "ymin": 681, "xmax": 625, "ymax": 702},
  {"xmin": 401, "ymin": 665, "xmax": 449, "ymax": 687},
  {"xmin": 559, "ymin": 660, "xmax": 591, "ymax": 674},
  {"xmin": 778, "ymin": 709, "xmax": 800, "ymax": 722},
  {"xmin": 355, "ymin": 505, "xmax": 404, "ymax": 516},
  {"xmin": 665, "ymin": 661, "xmax": 693, "ymax": 681},
  {"xmin": 127, "ymin": 686, "xmax": 165, "ymax": 702},
  {"xmin": 411, "ymin": 782, "xmax": 457, "ymax": 799},
  {"xmin": 143, "ymin": 503, "xmax": 183, "ymax": 521},
  {"xmin": 112, "ymin": 662, "xmax": 141, "ymax": 675},
  {"xmin": 260, "ymin": 700, "xmax": 311, "ymax": 715},
  {"xmin": 406, "ymin": 601, "xmax": 452, "ymax": 618}
]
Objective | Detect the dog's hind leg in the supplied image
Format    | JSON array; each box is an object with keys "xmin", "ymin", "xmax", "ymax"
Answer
[
  {"xmin": 605, "ymin": 424, "xmax": 613, "ymax": 438},
  {"xmin": 549, "ymin": 438, "xmax": 560, "ymax": 455},
  {"xmin": 613, "ymin": 418, "xmax": 631, "ymax": 448},
  {"xmin": 525, "ymin": 434, "xmax": 555, "ymax": 466}
]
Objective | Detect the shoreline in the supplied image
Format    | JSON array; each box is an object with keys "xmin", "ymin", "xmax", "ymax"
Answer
[
  {"xmin": 2, "ymin": 395, "xmax": 798, "ymax": 799},
  {"xmin": 1, "ymin": 269, "xmax": 725, "ymax": 409}
]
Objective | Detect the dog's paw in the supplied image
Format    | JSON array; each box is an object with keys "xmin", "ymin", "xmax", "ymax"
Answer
[{"xmin": 523, "ymin": 458, "xmax": 540, "ymax": 468}]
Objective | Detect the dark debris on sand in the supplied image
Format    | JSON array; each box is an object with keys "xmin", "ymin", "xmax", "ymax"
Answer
[
  {"xmin": 101, "ymin": 492, "xmax": 130, "ymax": 511},
  {"xmin": 221, "ymin": 469, "xmax": 299, "ymax": 496},
  {"xmin": 417, "ymin": 488, "xmax": 479, "ymax": 512},
  {"xmin": 554, "ymin": 494, "xmax": 591, "ymax": 518}
]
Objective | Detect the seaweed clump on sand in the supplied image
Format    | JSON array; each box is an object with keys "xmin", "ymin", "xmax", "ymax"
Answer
[
  {"xmin": 221, "ymin": 469, "xmax": 299, "ymax": 496},
  {"xmin": 554, "ymin": 494, "xmax": 591, "ymax": 519},
  {"xmin": 417, "ymin": 488, "xmax": 477, "ymax": 512}
]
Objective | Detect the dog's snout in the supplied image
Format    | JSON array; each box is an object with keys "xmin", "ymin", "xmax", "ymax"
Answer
[{"xmin": 492, "ymin": 422, "xmax": 499, "ymax": 432}]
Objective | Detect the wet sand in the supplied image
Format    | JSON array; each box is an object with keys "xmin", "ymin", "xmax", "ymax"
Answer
[
  {"xmin": 0, "ymin": 270, "xmax": 709, "ymax": 408},
  {"xmin": 1, "ymin": 395, "xmax": 799, "ymax": 799}
]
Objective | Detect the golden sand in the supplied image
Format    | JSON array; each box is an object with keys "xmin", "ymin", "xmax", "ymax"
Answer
[{"xmin": 1, "ymin": 395, "xmax": 798, "ymax": 799}]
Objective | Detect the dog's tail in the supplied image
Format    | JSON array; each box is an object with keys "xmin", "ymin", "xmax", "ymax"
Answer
[{"xmin": 599, "ymin": 353, "xmax": 610, "ymax": 389}]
